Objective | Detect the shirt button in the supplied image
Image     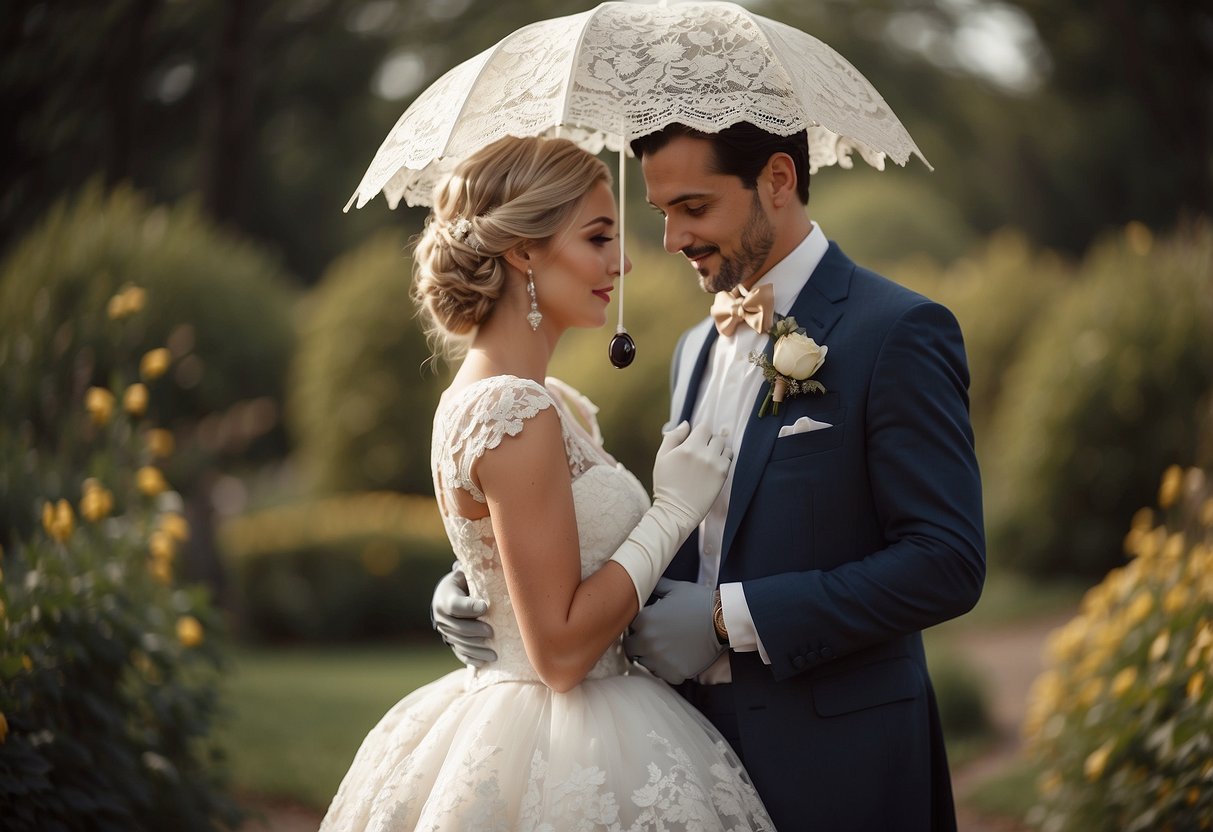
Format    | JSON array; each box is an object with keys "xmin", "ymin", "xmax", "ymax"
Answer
[{"xmin": 720, "ymin": 428, "xmax": 730, "ymax": 438}]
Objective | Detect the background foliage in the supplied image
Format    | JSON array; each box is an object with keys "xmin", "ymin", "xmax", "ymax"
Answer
[
  {"xmin": 288, "ymin": 230, "xmax": 445, "ymax": 496},
  {"xmin": 1023, "ymin": 464, "xmax": 1213, "ymax": 831},
  {"xmin": 984, "ymin": 224, "xmax": 1213, "ymax": 578},
  {"xmin": 4, "ymin": 0, "xmax": 1209, "ymax": 281},
  {"xmin": 0, "ymin": 182, "xmax": 297, "ymax": 553}
]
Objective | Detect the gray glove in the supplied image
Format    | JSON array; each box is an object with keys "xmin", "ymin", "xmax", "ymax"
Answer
[
  {"xmin": 624, "ymin": 578, "xmax": 725, "ymax": 684},
  {"xmin": 431, "ymin": 565, "xmax": 496, "ymax": 667}
]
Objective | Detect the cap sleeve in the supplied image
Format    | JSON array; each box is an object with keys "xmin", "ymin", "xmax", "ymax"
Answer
[{"xmin": 438, "ymin": 376, "xmax": 555, "ymax": 504}]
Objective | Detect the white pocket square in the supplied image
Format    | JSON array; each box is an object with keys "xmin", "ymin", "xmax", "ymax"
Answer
[{"xmin": 778, "ymin": 416, "xmax": 833, "ymax": 438}]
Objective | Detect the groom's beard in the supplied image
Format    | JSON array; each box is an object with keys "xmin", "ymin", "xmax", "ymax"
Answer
[{"xmin": 692, "ymin": 192, "xmax": 776, "ymax": 294}]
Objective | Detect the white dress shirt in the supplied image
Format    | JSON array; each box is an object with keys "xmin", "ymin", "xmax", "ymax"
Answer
[{"xmin": 695, "ymin": 223, "xmax": 829, "ymax": 683}]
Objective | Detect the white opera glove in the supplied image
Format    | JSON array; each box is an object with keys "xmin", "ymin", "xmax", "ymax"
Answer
[{"xmin": 609, "ymin": 422, "xmax": 733, "ymax": 606}]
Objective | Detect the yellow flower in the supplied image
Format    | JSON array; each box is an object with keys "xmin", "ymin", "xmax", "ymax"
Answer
[
  {"xmin": 140, "ymin": 348, "xmax": 172, "ymax": 381},
  {"xmin": 85, "ymin": 386, "xmax": 116, "ymax": 426},
  {"xmin": 1124, "ymin": 590, "xmax": 1154, "ymax": 626},
  {"xmin": 1085, "ymin": 739, "xmax": 1115, "ymax": 781},
  {"xmin": 136, "ymin": 466, "xmax": 168, "ymax": 497},
  {"xmin": 1125, "ymin": 220, "xmax": 1153, "ymax": 255},
  {"xmin": 159, "ymin": 513, "xmax": 190, "ymax": 542},
  {"xmin": 1149, "ymin": 631, "xmax": 1170, "ymax": 662},
  {"xmin": 176, "ymin": 615, "xmax": 204, "ymax": 648},
  {"xmin": 1162, "ymin": 532, "xmax": 1185, "ymax": 560},
  {"xmin": 1077, "ymin": 677, "xmax": 1104, "ymax": 707},
  {"xmin": 147, "ymin": 428, "xmax": 175, "ymax": 458},
  {"xmin": 0, "ymin": 711, "xmax": 7, "ymax": 744},
  {"xmin": 1196, "ymin": 620, "xmax": 1213, "ymax": 649},
  {"xmin": 1188, "ymin": 672, "xmax": 1205, "ymax": 702},
  {"xmin": 1159, "ymin": 465, "xmax": 1183, "ymax": 508},
  {"xmin": 107, "ymin": 284, "xmax": 146, "ymax": 320},
  {"xmin": 123, "ymin": 383, "xmax": 148, "ymax": 418},
  {"xmin": 21, "ymin": 655, "xmax": 31, "ymax": 672},
  {"xmin": 46, "ymin": 499, "xmax": 75, "ymax": 543},
  {"xmin": 1201, "ymin": 498, "xmax": 1213, "ymax": 529},
  {"xmin": 149, "ymin": 558, "xmax": 172, "ymax": 585},
  {"xmin": 1111, "ymin": 666, "xmax": 1137, "ymax": 697},
  {"xmin": 1046, "ymin": 619, "xmax": 1087, "ymax": 663},
  {"xmin": 149, "ymin": 530, "xmax": 176, "ymax": 562},
  {"xmin": 1163, "ymin": 584, "xmax": 1189, "ymax": 615},
  {"xmin": 80, "ymin": 479, "xmax": 114, "ymax": 523},
  {"xmin": 1038, "ymin": 769, "xmax": 1063, "ymax": 797}
]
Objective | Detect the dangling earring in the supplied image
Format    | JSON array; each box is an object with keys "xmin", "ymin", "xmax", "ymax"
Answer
[{"xmin": 526, "ymin": 268, "xmax": 542, "ymax": 331}]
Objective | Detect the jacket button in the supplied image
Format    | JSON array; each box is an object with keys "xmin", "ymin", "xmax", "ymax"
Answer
[
  {"xmin": 792, "ymin": 655, "xmax": 807, "ymax": 670},
  {"xmin": 820, "ymin": 646, "xmax": 834, "ymax": 659}
]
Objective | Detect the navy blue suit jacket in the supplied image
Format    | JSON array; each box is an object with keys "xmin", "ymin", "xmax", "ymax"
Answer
[{"xmin": 664, "ymin": 242, "xmax": 986, "ymax": 831}]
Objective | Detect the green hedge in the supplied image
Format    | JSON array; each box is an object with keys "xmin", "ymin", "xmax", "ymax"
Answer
[
  {"xmin": 0, "ymin": 181, "xmax": 298, "ymax": 547},
  {"xmin": 288, "ymin": 231, "xmax": 447, "ymax": 496},
  {"xmin": 986, "ymin": 223, "xmax": 1213, "ymax": 578},
  {"xmin": 219, "ymin": 492, "xmax": 452, "ymax": 641},
  {"xmin": 1023, "ymin": 464, "xmax": 1213, "ymax": 830}
]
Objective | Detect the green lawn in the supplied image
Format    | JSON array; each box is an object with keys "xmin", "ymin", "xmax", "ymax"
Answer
[{"xmin": 218, "ymin": 642, "xmax": 461, "ymax": 809}]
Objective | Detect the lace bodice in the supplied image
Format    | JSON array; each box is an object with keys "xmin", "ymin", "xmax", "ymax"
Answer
[{"xmin": 431, "ymin": 375, "xmax": 651, "ymax": 690}]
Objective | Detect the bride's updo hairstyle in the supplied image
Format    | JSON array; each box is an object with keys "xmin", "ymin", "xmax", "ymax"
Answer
[{"xmin": 412, "ymin": 135, "xmax": 611, "ymax": 348}]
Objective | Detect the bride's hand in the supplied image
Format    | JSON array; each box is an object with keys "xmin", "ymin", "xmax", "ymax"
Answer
[{"xmin": 651, "ymin": 422, "xmax": 733, "ymax": 533}]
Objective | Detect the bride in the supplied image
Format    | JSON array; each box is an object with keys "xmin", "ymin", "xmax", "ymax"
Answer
[{"xmin": 319, "ymin": 135, "xmax": 773, "ymax": 831}]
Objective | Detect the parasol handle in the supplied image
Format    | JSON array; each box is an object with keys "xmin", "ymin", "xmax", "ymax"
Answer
[{"xmin": 608, "ymin": 131, "xmax": 636, "ymax": 369}]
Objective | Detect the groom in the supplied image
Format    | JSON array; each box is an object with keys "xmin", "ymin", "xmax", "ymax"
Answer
[{"xmin": 433, "ymin": 121, "xmax": 985, "ymax": 831}]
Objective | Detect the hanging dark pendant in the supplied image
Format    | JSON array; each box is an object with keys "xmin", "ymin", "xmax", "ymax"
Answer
[{"xmin": 609, "ymin": 330, "xmax": 636, "ymax": 368}]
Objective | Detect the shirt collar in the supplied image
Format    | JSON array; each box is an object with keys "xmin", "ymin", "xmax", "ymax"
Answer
[{"xmin": 750, "ymin": 222, "xmax": 828, "ymax": 315}]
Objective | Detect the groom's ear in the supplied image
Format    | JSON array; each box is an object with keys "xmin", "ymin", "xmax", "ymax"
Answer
[{"xmin": 764, "ymin": 152, "xmax": 798, "ymax": 209}]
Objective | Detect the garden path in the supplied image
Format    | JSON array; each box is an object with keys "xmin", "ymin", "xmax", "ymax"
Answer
[{"xmin": 949, "ymin": 610, "xmax": 1073, "ymax": 832}]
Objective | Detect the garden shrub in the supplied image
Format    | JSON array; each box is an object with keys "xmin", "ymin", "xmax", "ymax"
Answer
[
  {"xmin": 219, "ymin": 492, "xmax": 452, "ymax": 641},
  {"xmin": 889, "ymin": 229, "xmax": 1069, "ymax": 455},
  {"xmin": 0, "ymin": 181, "xmax": 298, "ymax": 546},
  {"xmin": 0, "ymin": 285, "xmax": 238, "ymax": 831},
  {"xmin": 1023, "ymin": 464, "xmax": 1213, "ymax": 831},
  {"xmin": 288, "ymin": 230, "xmax": 447, "ymax": 496},
  {"xmin": 986, "ymin": 223, "xmax": 1213, "ymax": 578},
  {"xmin": 809, "ymin": 164, "xmax": 979, "ymax": 266},
  {"xmin": 927, "ymin": 649, "xmax": 993, "ymax": 746}
]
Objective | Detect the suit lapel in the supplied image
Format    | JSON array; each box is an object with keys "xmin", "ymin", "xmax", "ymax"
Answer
[
  {"xmin": 672, "ymin": 319, "xmax": 718, "ymax": 425},
  {"xmin": 719, "ymin": 242, "xmax": 854, "ymax": 565}
]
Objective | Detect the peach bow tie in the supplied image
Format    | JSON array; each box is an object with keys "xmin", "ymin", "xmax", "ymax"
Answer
[{"xmin": 710, "ymin": 284, "xmax": 775, "ymax": 336}]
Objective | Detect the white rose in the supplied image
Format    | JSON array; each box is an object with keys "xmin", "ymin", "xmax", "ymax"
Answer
[{"xmin": 772, "ymin": 332, "xmax": 827, "ymax": 380}]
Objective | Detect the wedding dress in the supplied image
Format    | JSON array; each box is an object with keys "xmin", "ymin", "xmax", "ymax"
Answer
[{"xmin": 319, "ymin": 375, "xmax": 773, "ymax": 831}]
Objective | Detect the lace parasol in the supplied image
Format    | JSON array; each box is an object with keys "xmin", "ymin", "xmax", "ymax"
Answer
[{"xmin": 345, "ymin": 0, "xmax": 930, "ymax": 211}]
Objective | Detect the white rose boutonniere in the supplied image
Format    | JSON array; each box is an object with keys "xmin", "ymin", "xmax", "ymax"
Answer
[{"xmin": 749, "ymin": 316, "xmax": 828, "ymax": 417}]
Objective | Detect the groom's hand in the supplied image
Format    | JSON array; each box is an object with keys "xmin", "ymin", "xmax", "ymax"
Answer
[
  {"xmin": 431, "ymin": 565, "xmax": 497, "ymax": 666},
  {"xmin": 624, "ymin": 578, "xmax": 725, "ymax": 684}
]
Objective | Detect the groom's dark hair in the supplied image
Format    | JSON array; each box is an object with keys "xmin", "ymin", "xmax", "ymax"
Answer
[{"xmin": 631, "ymin": 122, "xmax": 810, "ymax": 205}]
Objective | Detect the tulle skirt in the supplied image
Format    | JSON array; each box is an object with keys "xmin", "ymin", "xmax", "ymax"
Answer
[{"xmin": 319, "ymin": 667, "xmax": 773, "ymax": 831}]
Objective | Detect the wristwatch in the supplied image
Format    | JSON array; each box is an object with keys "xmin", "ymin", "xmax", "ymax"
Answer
[{"xmin": 712, "ymin": 588, "xmax": 729, "ymax": 646}]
